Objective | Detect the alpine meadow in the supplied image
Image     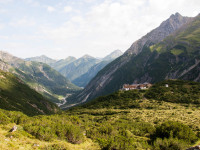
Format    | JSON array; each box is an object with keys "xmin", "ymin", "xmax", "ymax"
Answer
[{"xmin": 0, "ymin": 0, "xmax": 200, "ymax": 150}]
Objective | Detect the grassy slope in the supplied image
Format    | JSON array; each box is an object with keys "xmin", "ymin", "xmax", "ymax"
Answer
[
  {"xmin": 0, "ymin": 80, "xmax": 200, "ymax": 149},
  {"xmin": 0, "ymin": 70, "xmax": 59, "ymax": 116}
]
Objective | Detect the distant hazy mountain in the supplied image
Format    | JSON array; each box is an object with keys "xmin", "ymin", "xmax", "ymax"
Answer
[
  {"xmin": 0, "ymin": 51, "xmax": 80, "ymax": 103},
  {"xmin": 73, "ymin": 61, "xmax": 109, "ymax": 87},
  {"xmin": 59, "ymin": 55, "xmax": 101, "ymax": 81},
  {"xmin": 0, "ymin": 70, "xmax": 59, "ymax": 116},
  {"xmin": 73, "ymin": 50, "xmax": 123, "ymax": 87},
  {"xmin": 67, "ymin": 12, "xmax": 196, "ymax": 105},
  {"xmin": 25, "ymin": 55, "xmax": 56, "ymax": 65},
  {"xmin": 50, "ymin": 56, "xmax": 76, "ymax": 71},
  {"xmin": 25, "ymin": 50, "xmax": 123, "ymax": 87},
  {"xmin": 102, "ymin": 50, "xmax": 123, "ymax": 61}
]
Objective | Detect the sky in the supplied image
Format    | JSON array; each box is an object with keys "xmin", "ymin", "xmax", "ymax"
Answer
[{"xmin": 0, "ymin": 0, "xmax": 199, "ymax": 59}]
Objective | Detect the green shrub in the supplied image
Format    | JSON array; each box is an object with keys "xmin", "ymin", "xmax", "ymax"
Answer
[
  {"xmin": 0, "ymin": 111, "xmax": 10, "ymax": 124},
  {"xmin": 153, "ymin": 138, "xmax": 187, "ymax": 150},
  {"xmin": 151, "ymin": 121, "xmax": 198, "ymax": 144}
]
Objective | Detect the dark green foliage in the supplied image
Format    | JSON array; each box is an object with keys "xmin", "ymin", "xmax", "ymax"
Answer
[
  {"xmin": 145, "ymin": 80, "xmax": 200, "ymax": 104},
  {"xmin": 44, "ymin": 144, "xmax": 67, "ymax": 150},
  {"xmin": 87, "ymin": 121, "xmax": 151, "ymax": 150},
  {"xmin": 0, "ymin": 111, "xmax": 10, "ymax": 124},
  {"xmin": 151, "ymin": 121, "xmax": 198, "ymax": 144},
  {"xmin": 153, "ymin": 138, "xmax": 187, "ymax": 150},
  {"xmin": 78, "ymin": 90, "xmax": 143, "ymax": 109},
  {"xmin": 0, "ymin": 109, "xmax": 84, "ymax": 144},
  {"xmin": 23, "ymin": 115, "xmax": 84, "ymax": 143}
]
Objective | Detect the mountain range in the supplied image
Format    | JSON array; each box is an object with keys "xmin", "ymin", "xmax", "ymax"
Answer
[
  {"xmin": 64, "ymin": 12, "xmax": 200, "ymax": 106},
  {"xmin": 26, "ymin": 50, "xmax": 123, "ymax": 87},
  {"xmin": 0, "ymin": 51, "xmax": 80, "ymax": 103}
]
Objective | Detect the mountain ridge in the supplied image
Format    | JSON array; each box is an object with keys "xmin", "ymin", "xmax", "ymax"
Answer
[
  {"xmin": 0, "ymin": 51, "xmax": 80, "ymax": 104},
  {"xmin": 66, "ymin": 12, "xmax": 195, "ymax": 105},
  {"xmin": 26, "ymin": 50, "xmax": 123, "ymax": 87},
  {"xmin": 25, "ymin": 55, "xmax": 56, "ymax": 65}
]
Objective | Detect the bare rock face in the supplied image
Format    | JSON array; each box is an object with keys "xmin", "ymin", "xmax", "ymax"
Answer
[
  {"xmin": 125, "ymin": 13, "xmax": 192, "ymax": 56},
  {"xmin": 0, "ymin": 60, "xmax": 12, "ymax": 72},
  {"xmin": 0, "ymin": 51, "xmax": 24, "ymax": 67},
  {"xmin": 69, "ymin": 13, "xmax": 194, "ymax": 105},
  {"xmin": 9, "ymin": 126, "xmax": 17, "ymax": 132},
  {"xmin": 186, "ymin": 145, "xmax": 200, "ymax": 150}
]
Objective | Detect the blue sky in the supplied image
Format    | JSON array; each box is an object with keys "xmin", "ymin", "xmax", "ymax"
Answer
[{"xmin": 0, "ymin": 0, "xmax": 199, "ymax": 59}]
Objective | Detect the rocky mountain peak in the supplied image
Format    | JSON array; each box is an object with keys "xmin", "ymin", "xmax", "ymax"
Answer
[
  {"xmin": 70, "ymin": 13, "xmax": 196, "ymax": 105},
  {"xmin": 25, "ymin": 55, "xmax": 56, "ymax": 64},
  {"xmin": 125, "ymin": 12, "xmax": 192, "ymax": 56},
  {"xmin": 103, "ymin": 50, "xmax": 123, "ymax": 61},
  {"xmin": 170, "ymin": 12, "xmax": 182, "ymax": 18},
  {"xmin": 0, "ymin": 51, "xmax": 24, "ymax": 66},
  {"xmin": 81, "ymin": 54, "xmax": 94, "ymax": 59}
]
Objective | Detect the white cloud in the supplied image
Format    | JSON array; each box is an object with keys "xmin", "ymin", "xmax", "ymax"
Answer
[
  {"xmin": 0, "ymin": 23, "xmax": 4, "ymax": 29},
  {"xmin": 47, "ymin": 6, "xmax": 55, "ymax": 12},
  {"xmin": 1, "ymin": 0, "xmax": 200, "ymax": 59},
  {"xmin": 64, "ymin": 6, "xmax": 72, "ymax": 13},
  {"xmin": 9, "ymin": 17, "xmax": 36, "ymax": 27},
  {"xmin": 0, "ymin": 0, "xmax": 13, "ymax": 3},
  {"xmin": 39, "ymin": 0, "xmax": 200, "ymax": 58}
]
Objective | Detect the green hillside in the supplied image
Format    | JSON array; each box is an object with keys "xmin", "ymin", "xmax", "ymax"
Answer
[
  {"xmin": 0, "ymin": 80, "xmax": 200, "ymax": 149},
  {"xmin": 75, "ymin": 80, "xmax": 200, "ymax": 109},
  {"xmin": 0, "ymin": 70, "xmax": 59, "ymax": 116}
]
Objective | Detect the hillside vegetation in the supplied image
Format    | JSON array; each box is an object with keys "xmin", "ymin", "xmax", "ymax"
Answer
[
  {"xmin": 0, "ymin": 70, "xmax": 59, "ymax": 116},
  {"xmin": 0, "ymin": 80, "xmax": 200, "ymax": 149}
]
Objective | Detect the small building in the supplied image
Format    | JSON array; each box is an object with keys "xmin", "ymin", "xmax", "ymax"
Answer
[
  {"xmin": 143, "ymin": 82, "xmax": 152, "ymax": 88},
  {"xmin": 138, "ymin": 84, "xmax": 146, "ymax": 89},
  {"xmin": 122, "ymin": 83, "xmax": 152, "ymax": 91},
  {"xmin": 123, "ymin": 84, "xmax": 137, "ymax": 91}
]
